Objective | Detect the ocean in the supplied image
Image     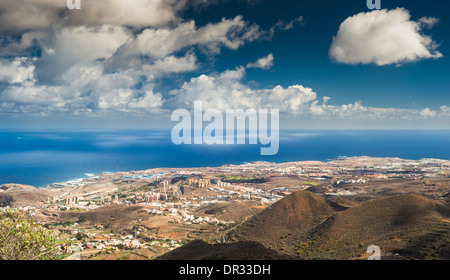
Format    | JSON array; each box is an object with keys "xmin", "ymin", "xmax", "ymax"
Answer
[{"xmin": 0, "ymin": 129, "xmax": 449, "ymax": 187}]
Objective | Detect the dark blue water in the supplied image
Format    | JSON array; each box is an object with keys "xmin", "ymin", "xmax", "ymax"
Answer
[{"xmin": 0, "ymin": 130, "xmax": 449, "ymax": 187}]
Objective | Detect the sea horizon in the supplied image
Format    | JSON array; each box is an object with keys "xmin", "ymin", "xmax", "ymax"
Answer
[{"xmin": 0, "ymin": 129, "xmax": 449, "ymax": 188}]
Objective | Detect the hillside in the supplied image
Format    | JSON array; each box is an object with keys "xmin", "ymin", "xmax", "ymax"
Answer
[
  {"xmin": 32, "ymin": 204, "xmax": 147, "ymax": 233},
  {"xmin": 224, "ymin": 190, "xmax": 338, "ymax": 251},
  {"xmin": 0, "ymin": 184, "xmax": 51, "ymax": 207},
  {"xmin": 295, "ymin": 194, "xmax": 450, "ymax": 259},
  {"xmin": 192, "ymin": 200, "xmax": 265, "ymax": 222},
  {"xmin": 156, "ymin": 240, "xmax": 294, "ymax": 260},
  {"xmin": 0, "ymin": 193, "xmax": 13, "ymax": 207},
  {"xmin": 158, "ymin": 191, "xmax": 450, "ymax": 260}
]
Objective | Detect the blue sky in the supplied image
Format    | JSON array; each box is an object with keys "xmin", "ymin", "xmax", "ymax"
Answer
[
  {"xmin": 0, "ymin": 0, "xmax": 448, "ymax": 130},
  {"xmin": 190, "ymin": 0, "xmax": 450, "ymax": 108}
]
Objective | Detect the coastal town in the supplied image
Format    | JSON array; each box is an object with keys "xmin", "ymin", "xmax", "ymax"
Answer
[{"xmin": 1, "ymin": 156, "xmax": 449, "ymax": 260}]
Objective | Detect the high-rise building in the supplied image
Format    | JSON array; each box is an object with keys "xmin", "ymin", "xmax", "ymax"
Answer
[{"xmin": 198, "ymin": 179, "xmax": 210, "ymax": 188}]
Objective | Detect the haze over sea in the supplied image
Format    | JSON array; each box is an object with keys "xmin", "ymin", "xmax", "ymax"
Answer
[{"xmin": 0, "ymin": 130, "xmax": 449, "ymax": 188}]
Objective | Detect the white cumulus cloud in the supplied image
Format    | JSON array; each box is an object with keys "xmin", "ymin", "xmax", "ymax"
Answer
[
  {"xmin": 0, "ymin": 0, "xmax": 188, "ymax": 33},
  {"xmin": 0, "ymin": 57, "xmax": 36, "ymax": 84},
  {"xmin": 124, "ymin": 16, "xmax": 263, "ymax": 58},
  {"xmin": 166, "ymin": 67, "xmax": 317, "ymax": 113},
  {"xmin": 246, "ymin": 53, "xmax": 274, "ymax": 69},
  {"xmin": 329, "ymin": 8, "xmax": 443, "ymax": 66}
]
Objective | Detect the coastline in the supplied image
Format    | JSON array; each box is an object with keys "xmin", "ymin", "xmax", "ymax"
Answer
[
  {"xmin": 2, "ymin": 129, "xmax": 450, "ymax": 188},
  {"xmin": 19, "ymin": 155, "xmax": 450, "ymax": 190}
]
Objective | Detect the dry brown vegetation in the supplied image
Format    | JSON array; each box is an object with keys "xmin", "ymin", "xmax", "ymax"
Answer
[
  {"xmin": 160, "ymin": 191, "xmax": 450, "ymax": 260},
  {"xmin": 157, "ymin": 240, "xmax": 294, "ymax": 260},
  {"xmin": 193, "ymin": 200, "xmax": 263, "ymax": 222}
]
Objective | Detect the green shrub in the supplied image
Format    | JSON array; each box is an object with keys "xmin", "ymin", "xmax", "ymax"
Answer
[{"xmin": 0, "ymin": 210, "xmax": 58, "ymax": 260}]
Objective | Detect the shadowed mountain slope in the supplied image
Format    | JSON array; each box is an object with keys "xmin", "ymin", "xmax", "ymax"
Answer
[
  {"xmin": 225, "ymin": 190, "xmax": 337, "ymax": 249},
  {"xmin": 158, "ymin": 191, "xmax": 450, "ymax": 260},
  {"xmin": 156, "ymin": 240, "xmax": 294, "ymax": 260}
]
